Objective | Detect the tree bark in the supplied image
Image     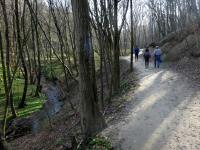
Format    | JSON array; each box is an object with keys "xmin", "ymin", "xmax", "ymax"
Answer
[
  {"xmin": 0, "ymin": 31, "xmax": 9, "ymax": 147},
  {"xmin": 48, "ymin": 0, "xmax": 69, "ymax": 89},
  {"xmin": 34, "ymin": 0, "xmax": 42, "ymax": 97},
  {"xmin": 0, "ymin": 0, "xmax": 17, "ymax": 119},
  {"xmin": 113, "ymin": 0, "xmax": 120, "ymax": 92},
  {"xmin": 0, "ymin": 127, "xmax": 9, "ymax": 150},
  {"xmin": 130, "ymin": 0, "xmax": 134, "ymax": 71},
  {"xmin": 15, "ymin": 0, "xmax": 29, "ymax": 108},
  {"xmin": 71, "ymin": 0, "xmax": 106, "ymax": 141},
  {"xmin": 0, "ymin": 129, "xmax": 8, "ymax": 150}
]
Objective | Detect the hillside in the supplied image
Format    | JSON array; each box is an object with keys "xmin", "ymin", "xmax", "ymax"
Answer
[
  {"xmin": 160, "ymin": 25, "xmax": 200, "ymax": 61},
  {"xmin": 159, "ymin": 24, "xmax": 200, "ymax": 81}
]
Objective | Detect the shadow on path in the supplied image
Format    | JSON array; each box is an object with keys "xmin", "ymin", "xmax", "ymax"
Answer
[{"xmin": 103, "ymin": 56, "xmax": 200, "ymax": 150}]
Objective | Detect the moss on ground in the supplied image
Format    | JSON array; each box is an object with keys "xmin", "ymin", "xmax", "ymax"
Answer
[
  {"xmin": 0, "ymin": 68, "xmax": 46, "ymax": 120},
  {"xmin": 87, "ymin": 136, "xmax": 113, "ymax": 150}
]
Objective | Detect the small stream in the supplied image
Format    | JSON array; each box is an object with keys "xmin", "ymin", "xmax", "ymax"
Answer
[
  {"xmin": 6, "ymin": 77, "xmax": 65, "ymax": 140},
  {"xmin": 31, "ymin": 78, "xmax": 65, "ymax": 133}
]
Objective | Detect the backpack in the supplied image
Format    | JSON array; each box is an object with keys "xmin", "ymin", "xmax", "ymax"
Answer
[{"xmin": 144, "ymin": 52, "xmax": 150, "ymax": 58}]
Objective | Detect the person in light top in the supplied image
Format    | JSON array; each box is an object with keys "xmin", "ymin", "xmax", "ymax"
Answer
[{"xmin": 154, "ymin": 46, "xmax": 162, "ymax": 68}]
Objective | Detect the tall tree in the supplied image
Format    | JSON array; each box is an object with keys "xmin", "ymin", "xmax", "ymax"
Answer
[
  {"xmin": 130, "ymin": 0, "xmax": 134, "ymax": 71},
  {"xmin": 0, "ymin": 31, "xmax": 9, "ymax": 150},
  {"xmin": 34, "ymin": 0, "xmax": 42, "ymax": 97},
  {"xmin": 112, "ymin": 0, "xmax": 129, "ymax": 92},
  {"xmin": 71, "ymin": 0, "xmax": 106, "ymax": 141},
  {"xmin": 48, "ymin": 0, "xmax": 69, "ymax": 89},
  {"xmin": 15, "ymin": 0, "xmax": 29, "ymax": 108},
  {"xmin": 0, "ymin": 0, "xmax": 17, "ymax": 120}
]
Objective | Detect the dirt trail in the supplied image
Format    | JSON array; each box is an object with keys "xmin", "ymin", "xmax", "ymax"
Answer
[{"xmin": 103, "ymin": 57, "xmax": 200, "ymax": 150}]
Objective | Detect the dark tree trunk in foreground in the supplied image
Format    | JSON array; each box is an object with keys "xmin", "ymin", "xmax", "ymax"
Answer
[
  {"xmin": 0, "ymin": 0, "xmax": 17, "ymax": 122},
  {"xmin": 0, "ymin": 129, "xmax": 8, "ymax": 150},
  {"xmin": 71, "ymin": 0, "xmax": 106, "ymax": 141},
  {"xmin": 113, "ymin": 0, "xmax": 120, "ymax": 92},
  {"xmin": 0, "ymin": 32, "xmax": 9, "ymax": 150},
  {"xmin": 0, "ymin": 132, "xmax": 8, "ymax": 150}
]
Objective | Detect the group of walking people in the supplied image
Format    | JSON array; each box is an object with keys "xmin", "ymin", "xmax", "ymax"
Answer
[{"xmin": 134, "ymin": 46, "xmax": 163, "ymax": 69}]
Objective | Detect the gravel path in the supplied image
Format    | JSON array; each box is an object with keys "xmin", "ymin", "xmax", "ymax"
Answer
[{"xmin": 103, "ymin": 57, "xmax": 200, "ymax": 150}]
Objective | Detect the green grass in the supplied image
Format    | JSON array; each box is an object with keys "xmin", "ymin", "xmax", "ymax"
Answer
[
  {"xmin": 0, "ymin": 68, "xmax": 46, "ymax": 121},
  {"xmin": 42, "ymin": 58, "xmax": 79, "ymax": 79},
  {"xmin": 87, "ymin": 136, "xmax": 113, "ymax": 150},
  {"xmin": 42, "ymin": 52, "xmax": 101, "ymax": 80},
  {"xmin": 42, "ymin": 60, "xmax": 64, "ymax": 78}
]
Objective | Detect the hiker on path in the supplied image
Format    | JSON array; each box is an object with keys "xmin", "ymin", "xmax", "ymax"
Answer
[
  {"xmin": 154, "ymin": 46, "xmax": 162, "ymax": 68},
  {"xmin": 134, "ymin": 46, "xmax": 140, "ymax": 62},
  {"xmin": 143, "ymin": 48, "xmax": 151, "ymax": 68}
]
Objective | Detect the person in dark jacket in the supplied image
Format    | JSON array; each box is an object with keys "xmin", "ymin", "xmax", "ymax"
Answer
[
  {"xmin": 134, "ymin": 46, "xmax": 140, "ymax": 62},
  {"xmin": 143, "ymin": 48, "xmax": 151, "ymax": 68}
]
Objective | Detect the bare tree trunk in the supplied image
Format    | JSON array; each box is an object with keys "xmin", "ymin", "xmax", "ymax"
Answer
[
  {"xmin": 0, "ymin": 128, "xmax": 8, "ymax": 150},
  {"xmin": 98, "ymin": 35, "xmax": 104, "ymax": 111},
  {"xmin": 65, "ymin": 7, "xmax": 79, "ymax": 76},
  {"xmin": 49, "ymin": 0, "xmax": 70, "ymax": 89},
  {"xmin": 25, "ymin": 45, "xmax": 34, "ymax": 84},
  {"xmin": 71, "ymin": 0, "xmax": 106, "ymax": 141},
  {"xmin": 112, "ymin": 0, "xmax": 120, "ymax": 92},
  {"xmin": 112, "ymin": 0, "xmax": 129, "ymax": 92},
  {"xmin": 0, "ymin": 31, "xmax": 9, "ymax": 148},
  {"xmin": 130, "ymin": 0, "xmax": 134, "ymax": 71},
  {"xmin": 48, "ymin": 8, "xmax": 54, "ymax": 78},
  {"xmin": 31, "ymin": 16, "xmax": 37, "ymax": 84},
  {"xmin": 0, "ymin": 0, "xmax": 17, "ymax": 119},
  {"xmin": 15, "ymin": 0, "xmax": 29, "ymax": 108},
  {"xmin": 34, "ymin": 0, "xmax": 42, "ymax": 97}
]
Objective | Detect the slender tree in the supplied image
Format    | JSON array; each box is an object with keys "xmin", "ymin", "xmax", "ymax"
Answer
[
  {"xmin": 112, "ymin": 0, "xmax": 129, "ymax": 92},
  {"xmin": 0, "ymin": 0, "xmax": 17, "ymax": 120},
  {"xmin": 0, "ymin": 31, "xmax": 9, "ymax": 150},
  {"xmin": 130, "ymin": 0, "xmax": 134, "ymax": 71},
  {"xmin": 34, "ymin": 0, "xmax": 42, "ymax": 97},
  {"xmin": 15, "ymin": 0, "xmax": 29, "ymax": 108}
]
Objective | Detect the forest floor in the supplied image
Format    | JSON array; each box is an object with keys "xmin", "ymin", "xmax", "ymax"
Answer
[
  {"xmin": 9, "ymin": 55, "xmax": 200, "ymax": 150},
  {"xmin": 102, "ymin": 56, "xmax": 200, "ymax": 150},
  {"xmin": 0, "ymin": 71, "xmax": 46, "ymax": 120},
  {"xmin": 9, "ymin": 58, "xmax": 139, "ymax": 150}
]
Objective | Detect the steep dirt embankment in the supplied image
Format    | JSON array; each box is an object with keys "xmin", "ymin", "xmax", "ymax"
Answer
[
  {"xmin": 7, "ymin": 77, "xmax": 65, "ymax": 140},
  {"xmin": 159, "ymin": 24, "xmax": 200, "ymax": 82},
  {"xmin": 159, "ymin": 25, "xmax": 200, "ymax": 61}
]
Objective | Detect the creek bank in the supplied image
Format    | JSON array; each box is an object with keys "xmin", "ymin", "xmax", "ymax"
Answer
[
  {"xmin": 9, "ymin": 59, "xmax": 140, "ymax": 150},
  {"xmin": 7, "ymin": 77, "xmax": 65, "ymax": 140}
]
